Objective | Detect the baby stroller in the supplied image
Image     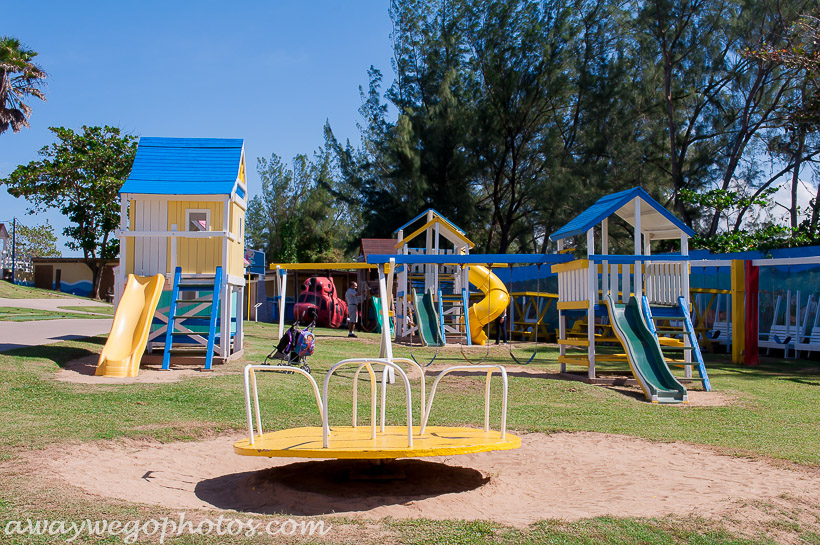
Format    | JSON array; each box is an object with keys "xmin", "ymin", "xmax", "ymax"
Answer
[{"xmin": 264, "ymin": 315, "xmax": 316, "ymax": 374}]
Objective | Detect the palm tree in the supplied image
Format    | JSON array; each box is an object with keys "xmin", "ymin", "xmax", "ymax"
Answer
[{"xmin": 0, "ymin": 37, "xmax": 46, "ymax": 135}]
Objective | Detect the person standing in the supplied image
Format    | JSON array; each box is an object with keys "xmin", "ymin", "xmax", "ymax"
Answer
[
  {"xmin": 494, "ymin": 308, "xmax": 508, "ymax": 345},
  {"xmin": 345, "ymin": 281, "xmax": 360, "ymax": 338}
]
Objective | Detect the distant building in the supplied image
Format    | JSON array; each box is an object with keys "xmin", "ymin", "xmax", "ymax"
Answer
[{"xmin": 32, "ymin": 257, "xmax": 119, "ymax": 298}]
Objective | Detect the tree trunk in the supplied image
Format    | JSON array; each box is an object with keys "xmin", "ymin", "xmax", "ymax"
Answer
[
  {"xmin": 86, "ymin": 260, "xmax": 103, "ymax": 300},
  {"xmin": 810, "ymin": 180, "xmax": 820, "ymax": 239},
  {"xmin": 790, "ymin": 130, "xmax": 806, "ymax": 229}
]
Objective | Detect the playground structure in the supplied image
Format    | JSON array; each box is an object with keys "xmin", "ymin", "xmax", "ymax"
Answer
[
  {"xmin": 237, "ymin": 260, "xmax": 520, "ymax": 459},
  {"xmin": 548, "ymin": 187, "xmax": 709, "ymax": 402},
  {"xmin": 268, "ymin": 211, "xmax": 523, "ymax": 348},
  {"xmin": 292, "ymin": 276, "xmax": 347, "ymax": 328},
  {"xmin": 392, "ymin": 210, "xmax": 512, "ymax": 346},
  {"xmin": 234, "ymin": 359, "xmax": 519, "ymax": 458},
  {"xmin": 247, "ymin": 212, "xmax": 565, "ymax": 460},
  {"xmin": 237, "ymin": 190, "xmax": 819, "ymax": 460},
  {"xmin": 270, "ymin": 262, "xmax": 377, "ymax": 341},
  {"xmin": 96, "ymin": 137, "xmax": 247, "ymax": 377}
]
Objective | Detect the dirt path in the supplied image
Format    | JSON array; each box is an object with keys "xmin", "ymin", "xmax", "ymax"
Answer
[{"xmin": 37, "ymin": 431, "xmax": 820, "ymax": 527}]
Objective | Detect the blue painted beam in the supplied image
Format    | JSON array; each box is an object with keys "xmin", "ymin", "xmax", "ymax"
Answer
[
  {"xmin": 589, "ymin": 254, "xmax": 690, "ymax": 263},
  {"xmin": 366, "ymin": 253, "xmax": 574, "ymax": 265}
]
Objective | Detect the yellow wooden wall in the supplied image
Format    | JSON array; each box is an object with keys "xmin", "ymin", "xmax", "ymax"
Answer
[
  {"xmin": 229, "ymin": 201, "xmax": 245, "ymax": 277},
  {"xmin": 167, "ymin": 200, "xmax": 224, "ymax": 274},
  {"xmin": 124, "ymin": 198, "xmax": 244, "ymax": 278}
]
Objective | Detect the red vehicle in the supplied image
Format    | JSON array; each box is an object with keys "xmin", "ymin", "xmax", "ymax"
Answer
[{"xmin": 293, "ymin": 276, "xmax": 348, "ymax": 328}]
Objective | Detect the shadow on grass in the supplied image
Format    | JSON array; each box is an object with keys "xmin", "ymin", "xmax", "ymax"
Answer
[
  {"xmin": 195, "ymin": 459, "xmax": 489, "ymax": 516},
  {"xmin": 0, "ymin": 336, "xmax": 105, "ymax": 368},
  {"xmin": 2, "ymin": 344, "xmax": 95, "ymax": 368},
  {"xmin": 782, "ymin": 377, "xmax": 820, "ymax": 387},
  {"xmin": 705, "ymin": 357, "xmax": 820, "ymax": 381}
]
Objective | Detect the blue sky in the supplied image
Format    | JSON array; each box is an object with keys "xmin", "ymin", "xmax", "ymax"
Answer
[{"xmin": 0, "ymin": 1, "xmax": 395, "ymax": 255}]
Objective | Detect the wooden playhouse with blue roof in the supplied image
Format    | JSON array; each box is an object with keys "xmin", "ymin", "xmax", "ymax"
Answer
[
  {"xmin": 549, "ymin": 187, "xmax": 710, "ymax": 403},
  {"xmin": 117, "ymin": 137, "xmax": 247, "ymax": 367}
]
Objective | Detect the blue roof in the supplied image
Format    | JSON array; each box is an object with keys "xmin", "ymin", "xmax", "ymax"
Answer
[
  {"xmin": 549, "ymin": 187, "xmax": 695, "ymax": 241},
  {"xmin": 120, "ymin": 137, "xmax": 244, "ymax": 195}
]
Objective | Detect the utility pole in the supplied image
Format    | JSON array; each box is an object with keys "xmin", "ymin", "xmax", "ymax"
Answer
[{"xmin": 11, "ymin": 217, "xmax": 16, "ymax": 284}]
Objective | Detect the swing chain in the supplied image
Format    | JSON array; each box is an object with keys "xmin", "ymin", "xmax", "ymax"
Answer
[
  {"xmin": 508, "ymin": 263, "xmax": 542, "ymax": 365},
  {"xmin": 459, "ymin": 263, "xmax": 493, "ymax": 365}
]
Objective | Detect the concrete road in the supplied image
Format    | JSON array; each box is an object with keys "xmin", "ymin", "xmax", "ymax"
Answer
[
  {"xmin": 0, "ymin": 318, "xmax": 113, "ymax": 352},
  {"xmin": 0, "ymin": 297, "xmax": 111, "ymax": 312}
]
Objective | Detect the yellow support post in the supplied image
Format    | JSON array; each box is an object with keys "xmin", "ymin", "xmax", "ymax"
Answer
[{"xmin": 730, "ymin": 259, "xmax": 745, "ymax": 364}]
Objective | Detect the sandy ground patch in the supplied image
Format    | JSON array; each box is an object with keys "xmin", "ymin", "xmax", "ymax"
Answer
[
  {"xmin": 37, "ymin": 431, "xmax": 820, "ymax": 527},
  {"xmin": 54, "ymin": 355, "xmax": 204, "ymax": 384}
]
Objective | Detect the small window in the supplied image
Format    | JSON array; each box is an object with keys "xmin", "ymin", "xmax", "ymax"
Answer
[
  {"xmin": 298, "ymin": 294, "xmax": 319, "ymax": 306},
  {"xmin": 186, "ymin": 209, "xmax": 210, "ymax": 232}
]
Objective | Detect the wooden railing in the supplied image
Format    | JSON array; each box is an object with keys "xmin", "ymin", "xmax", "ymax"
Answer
[
  {"xmin": 554, "ymin": 256, "xmax": 689, "ymax": 306},
  {"xmin": 552, "ymin": 259, "xmax": 589, "ymax": 305}
]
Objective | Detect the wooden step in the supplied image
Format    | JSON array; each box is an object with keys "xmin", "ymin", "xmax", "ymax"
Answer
[
  {"xmin": 558, "ymin": 355, "xmax": 589, "ymax": 366},
  {"xmin": 559, "ymin": 338, "xmax": 589, "ymax": 346}
]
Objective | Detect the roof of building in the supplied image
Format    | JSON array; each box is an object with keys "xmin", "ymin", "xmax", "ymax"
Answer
[
  {"xmin": 393, "ymin": 209, "xmax": 466, "ymax": 236},
  {"xmin": 393, "ymin": 209, "xmax": 475, "ymax": 249},
  {"xmin": 549, "ymin": 186, "xmax": 695, "ymax": 241},
  {"xmin": 0, "ymin": 223, "xmax": 8, "ymax": 240},
  {"xmin": 120, "ymin": 137, "xmax": 244, "ymax": 196},
  {"xmin": 360, "ymin": 238, "xmax": 397, "ymax": 260},
  {"xmin": 32, "ymin": 257, "xmax": 119, "ymax": 264}
]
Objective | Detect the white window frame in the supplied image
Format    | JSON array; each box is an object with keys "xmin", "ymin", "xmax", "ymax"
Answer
[{"xmin": 186, "ymin": 209, "xmax": 211, "ymax": 232}]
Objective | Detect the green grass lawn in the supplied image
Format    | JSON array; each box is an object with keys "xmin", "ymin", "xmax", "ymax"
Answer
[
  {"xmin": 0, "ymin": 322, "xmax": 818, "ymax": 544},
  {"xmin": 0, "ymin": 281, "xmax": 90, "ymax": 300},
  {"xmin": 0, "ymin": 306, "xmax": 112, "ymax": 321},
  {"xmin": 56, "ymin": 304, "xmax": 115, "ymax": 315}
]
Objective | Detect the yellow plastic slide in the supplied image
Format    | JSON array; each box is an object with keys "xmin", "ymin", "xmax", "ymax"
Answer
[
  {"xmin": 96, "ymin": 273, "xmax": 165, "ymax": 377},
  {"xmin": 467, "ymin": 265, "xmax": 510, "ymax": 345}
]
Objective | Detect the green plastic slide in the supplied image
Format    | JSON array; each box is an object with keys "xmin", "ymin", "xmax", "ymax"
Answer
[
  {"xmin": 371, "ymin": 296, "xmax": 394, "ymax": 335},
  {"xmin": 605, "ymin": 295, "xmax": 687, "ymax": 404},
  {"xmin": 412, "ymin": 289, "xmax": 445, "ymax": 347}
]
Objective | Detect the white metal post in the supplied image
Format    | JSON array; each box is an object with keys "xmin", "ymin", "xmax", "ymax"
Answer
[
  {"xmin": 169, "ymin": 224, "xmax": 177, "ymax": 280},
  {"xmin": 378, "ymin": 264, "xmax": 396, "ymax": 383},
  {"xmin": 433, "ymin": 221, "xmax": 440, "ymax": 295},
  {"xmin": 681, "ymin": 236, "xmax": 692, "ymax": 370},
  {"xmin": 118, "ymin": 195, "xmax": 128, "ymax": 304},
  {"xmin": 634, "ymin": 197, "xmax": 642, "ymax": 298},
  {"xmin": 425, "ymin": 211, "xmax": 434, "ymax": 292},
  {"xmin": 220, "ymin": 282, "xmax": 230, "ymax": 358},
  {"xmin": 277, "ymin": 266, "xmax": 287, "ymax": 341},
  {"xmin": 587, "ymin": 228, "xmax": 596, "ymax": 378},
  {"xmin": 236, "ymin": 284, "xmax": 244, "ymax": 351},
  {"xmin": 602, "ymin": 217, "xmax": 609, "ymax": 301},
  {"xmin": 557, "ymin": 239, "xmax": 566, "ymax": 370}
]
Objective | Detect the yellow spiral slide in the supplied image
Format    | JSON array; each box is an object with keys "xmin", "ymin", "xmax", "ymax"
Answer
[
  {"xmin": 467, "ymin": 265, "xmax": 510, "ymax": 345},
  {"xmin": 95, "ymin": 273, "xmax": 165, "ymax": 377}
]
